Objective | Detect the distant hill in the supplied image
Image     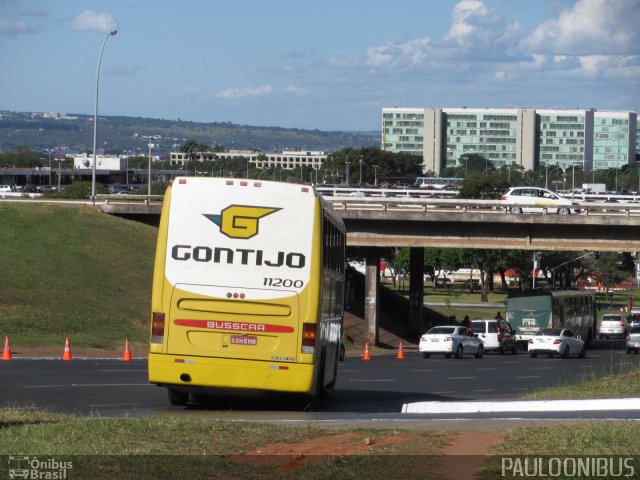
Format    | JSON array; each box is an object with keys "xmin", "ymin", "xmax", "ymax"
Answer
[{"xmin": 0, "ymin": 110, "xmax": 379, "ymax": 155}]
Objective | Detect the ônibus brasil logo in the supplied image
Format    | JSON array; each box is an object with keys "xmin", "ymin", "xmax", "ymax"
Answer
[{"xmin": 203, "ymin": 205, "xmax": 281, "ymax": 239}]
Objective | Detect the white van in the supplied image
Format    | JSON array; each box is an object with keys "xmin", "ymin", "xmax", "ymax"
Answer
[
  {"xmin": 471, "ymin": 318, "xmax": 518, "ymax": 354},
  {"xmin": 0, "ymin": 185, "xmax": 14, "ymax": 192}
]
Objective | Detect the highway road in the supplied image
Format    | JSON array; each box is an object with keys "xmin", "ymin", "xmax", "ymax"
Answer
[{"xmin": 1, "ymin": 339, "xmax": 639, "ymax": 423}]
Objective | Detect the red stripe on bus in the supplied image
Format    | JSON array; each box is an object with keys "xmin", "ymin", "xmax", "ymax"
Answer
[{"xmin": 174, "ymin": 319, "xmax": 294, "ymax": 333}]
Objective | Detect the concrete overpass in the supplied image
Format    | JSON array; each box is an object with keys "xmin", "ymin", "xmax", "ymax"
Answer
[{"xmin": 94, "ymin": 193, "xmax": 640, "ymax": 346}]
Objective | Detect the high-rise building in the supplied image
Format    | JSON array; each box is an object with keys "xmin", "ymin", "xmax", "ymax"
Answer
[{"xmin": 382, "ymin": 107, "xmax": 637, "ymax": 175}]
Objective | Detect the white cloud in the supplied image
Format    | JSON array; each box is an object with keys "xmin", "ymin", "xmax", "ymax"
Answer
[
  {"xmin": 523, "ymin": 0, "xmax": 640, "ymax": 55},
  {"xmin": 71, "ymin": 10, "xmax": 118, "ymax": 33},
  {"xmin": 445, "ymin": 0, "xmax": 520, "ymax": 53},
  {"xmin": 215, "ymin": 85, "xmax": 274, "ymax": 99},
  {"xmin": 212, "ymin": 84, "xmax": 310, "ymax": 100}
]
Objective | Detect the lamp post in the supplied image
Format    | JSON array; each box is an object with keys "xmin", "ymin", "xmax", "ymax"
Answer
[
  {"xmin": 147, "ymin": 138, "xmax": 153, "ymax": 196},
  {"xmin": 359, "ymin": 155, "xmax": 363, "ymax": 185},
  {"xmin": 373, "ymin": 165, "xmax": 378, "ymax": 186},
  {"xmin": 345, "ymin": 160, "xmax": 351, "ymax": 187},
  {"xmin": 91, "ymin": 29, "xmax": 117, "ymax": 204},
  {"xmin": 45, "ymin": 149, "xmax": 53, "ymax": 186},
  {"xmin": 545, "ymin": 164, "xmax": 549, "ymax": 189}
]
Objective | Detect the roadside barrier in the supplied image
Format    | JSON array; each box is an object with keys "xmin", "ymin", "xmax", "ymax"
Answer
[
  {"xmin": 397, "ymin": 341, "xmax": 405, "ymax": 359},
  {"xmin": 62, "ymin": 337, "xmax": 72, "ymax": 361},
  {"xmin": 123, "ymin": 338, "xmax": 132, "ymax": 361},
  {"xmin": 2, "ymin": 336, "xmax": 11, "ymax": 361},
  {"xmin": 363, "ymin": 342, "xmax": 371, "ymax": 361}
]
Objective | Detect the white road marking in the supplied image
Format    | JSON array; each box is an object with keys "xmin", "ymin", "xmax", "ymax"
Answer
[{"xmin": 403, "ymin": 397, "xmax": 640, "ymax": 414}]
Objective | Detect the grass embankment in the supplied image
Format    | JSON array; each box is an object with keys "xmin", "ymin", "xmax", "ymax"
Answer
[{"xmin": 0, "ymin": 203, "xmax": 156, "ymax": 350}]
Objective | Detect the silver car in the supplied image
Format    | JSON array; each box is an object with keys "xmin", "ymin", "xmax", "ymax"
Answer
[
  {"xmin": 626, "ymin": 327, "xmax": 640, "ymax": 354},
  {"xmin": 597, "ymin": 314, "xmax": 627, "ymax": 339},
  {"xmin": 418, "ymin": 325, "xmax": 484, "ymax": 359}
]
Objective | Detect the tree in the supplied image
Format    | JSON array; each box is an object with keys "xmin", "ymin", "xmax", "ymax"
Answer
[
  {"xmin": 458, "ymin": 171, "xmax": 509, "ymax": 199},
  {"xmin": 592, "ymin": 252, "xmax": 629, "ymax": 302},
  {"xmin": 0, "ymin": 146, "xmax": 42, "ymax": 168},
  {"xmin": 320, "ymin": 147, "xmax": 423, "ymax": 186}
]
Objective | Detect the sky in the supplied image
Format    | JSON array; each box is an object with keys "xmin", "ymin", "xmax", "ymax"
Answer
[{"xmin": 1, "ymin": 0, "xmax": 638, "ymax": 132}]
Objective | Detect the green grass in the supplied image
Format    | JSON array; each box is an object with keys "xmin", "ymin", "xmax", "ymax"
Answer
[
  {"xmin": 0, "ymin": 409, "xmax": 451, "ymax": 479},
  {"xmin": 0, "ymin": 203, "xmax": 156, "ymax": 349},
  {"xmin": 0, "ymin": 409, "xmax": 638, "ymax": 479},
  {"xmin": 526, "ymin": 363, "xmax": 640, "ymax": 399}
]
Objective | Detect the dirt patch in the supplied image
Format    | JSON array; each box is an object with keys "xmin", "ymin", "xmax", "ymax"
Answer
[
  {"xmin": 239, "ymin": 431, "xmax": 410, "ymax": 471},
  {"xmin": 432, "ymin": 430, "xmax": 503, "ymax": 480}
]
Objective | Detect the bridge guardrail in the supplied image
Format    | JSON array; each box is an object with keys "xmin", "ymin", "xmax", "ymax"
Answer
[
  {"xmin": 325, "ymin": 196, "xmax": 640, "ymax": 217},
  {"xmin": 92, "ymin": 192, "xmax": 640, "ymax": 217}
]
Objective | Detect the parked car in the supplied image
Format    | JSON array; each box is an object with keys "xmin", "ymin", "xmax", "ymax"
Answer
[
  {"xmin": 528, "ymin": 328, "xmax": 586, "ymax": 358},
  {"xmin": 501, "ymin": 187, "xmax": 580, "ymax": 215},
  {"xmin": 470, "ymin": 319, "xmax": 518, "ymax": 354},
  {"xmin": 418, "ymin": 325, "xmax": 484, "ymax": 359},
  {"xmin": 626, "ymin": 327, "xmax": 640, "ymax": 354},
  {"xmin": 597, "ymin": 314, "xmax": 627, "ymax": 339},
  {"xmin": 0, "ymin": 185, "xmax": 15, "ymax": 192},
  {"xmin": 628, "ymin": 309, "xmax": 640, "ymax": 328}
]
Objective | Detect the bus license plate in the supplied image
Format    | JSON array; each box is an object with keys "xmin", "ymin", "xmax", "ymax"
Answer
[{"xmin": 230, "ymin": 335, "xmax": 258, "ymax": 346}]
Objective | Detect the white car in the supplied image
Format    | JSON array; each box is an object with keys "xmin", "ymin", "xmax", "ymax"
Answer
[
  {"xmin": 528, "ymin": 328, "xmax": 586, "ymax": 358},
  {"xmin": 501, "ymin": 187, "xmax": 580, "ymax": 215},
  {"xmin": 626, "ymin": 327, "xmax": 640, "ymax": 354},
  {"xmin": 597, "ymin": 314, "xmax": 627, "ymax": 339},
  {"xmin": 419, "ymin": 325, "xmax": 484, "ymax": 359}
]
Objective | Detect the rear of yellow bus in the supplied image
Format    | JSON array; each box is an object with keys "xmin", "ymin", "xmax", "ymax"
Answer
[{"xmin": 148, "ymin": 178, "xmax": 322, "ymax": 404}]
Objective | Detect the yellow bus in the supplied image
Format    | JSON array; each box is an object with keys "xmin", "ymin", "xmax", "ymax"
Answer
[{"xmin": 148, "ymin": 177, "xmax": 346, "ymax": 409}]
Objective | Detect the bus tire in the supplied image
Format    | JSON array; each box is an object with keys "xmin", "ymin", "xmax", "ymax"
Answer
[{"xmin": 168, "ymin": 389, "xmax": 189, "ymax": 406}]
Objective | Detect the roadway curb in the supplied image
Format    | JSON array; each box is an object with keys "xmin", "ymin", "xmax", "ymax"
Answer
[{"xmin": 402, "ymin": 398, "xmax": 640, "ymax": 414}]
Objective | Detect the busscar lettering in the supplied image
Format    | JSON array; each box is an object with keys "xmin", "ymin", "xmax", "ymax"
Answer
[
  {"xmin": 207, "ymin": 321, "xmax": 265, "ymax": 331},
  {"xmin": 171, "ymin": 244, "xmax": 305, "ymax": 269}
]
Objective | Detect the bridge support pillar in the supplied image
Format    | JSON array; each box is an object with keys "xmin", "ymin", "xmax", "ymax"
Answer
[
  {"xmin": 365, "ymin": 249, "xmax": 380, "ymax": 346},
  {"xmin": 409, "ymin": 247, "xmax": 424, "ymax": 334}
]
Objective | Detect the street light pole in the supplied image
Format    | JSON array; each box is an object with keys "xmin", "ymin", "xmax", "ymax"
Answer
[
  {"xmin": 91, "ymin": 29, "xmax": 117, "ymax": 204},
  {"xmin": 345, "ymin": 160, "xmax": 351, "ymax": 187},
  {"xmin": 359, "ymin": 155, "xmax": 363, "ymax": 185},
  {"xmin": 373, "ymin": 165, "xmax": 378, "ymax": 186},
  {"xmin": 147, "ymin": 138, "xmax": 153, "ymax": 196}
]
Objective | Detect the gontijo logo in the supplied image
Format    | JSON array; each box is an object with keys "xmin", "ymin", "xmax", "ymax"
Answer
[{"xmin": 203, "ymin": 205, "xmax": 281, "ymax": 239}]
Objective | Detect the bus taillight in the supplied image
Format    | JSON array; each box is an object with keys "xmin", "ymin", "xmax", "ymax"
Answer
[
  {"xmin": 151, "ymin": 313, "xmax": 166, "ymax": 344},
  {"xmin": 301, "ymin": 323, "xmax": 317, "ymax": 354}
]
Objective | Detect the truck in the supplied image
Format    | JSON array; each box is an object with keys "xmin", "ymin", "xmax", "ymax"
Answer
[{"xmin": 580, "ymin": 183, "xmax": 606, "ymax": 194}]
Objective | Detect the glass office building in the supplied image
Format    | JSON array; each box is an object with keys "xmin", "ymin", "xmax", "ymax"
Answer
[{"xmin": 382, "ymin": 107, "xmax": 637, "ymax": 176}]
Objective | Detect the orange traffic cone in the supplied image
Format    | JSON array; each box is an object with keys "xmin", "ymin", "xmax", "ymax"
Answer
[
  {"xmin": 363, "ymin": 342, "xmax": 371, "ymax": 361},
  {"xmin": 123, "ymin": 338, "xmax": 132, "ymax": 361},
  {"xmin": 2, "ymin": 336, "xmax": 12, "ymax": 361},
  {"xmin": 397, "ymin": 342, "xmax": 405, "ymax": 360},
  {"xmin": 62, "ymin": 337, "xmax": 72, "ymax": 361}
]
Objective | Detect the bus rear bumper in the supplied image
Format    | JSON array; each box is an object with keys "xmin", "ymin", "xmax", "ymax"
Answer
[{"xmin": 148, "ymin": 353, "xmax": 314, "ymax": 394}]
